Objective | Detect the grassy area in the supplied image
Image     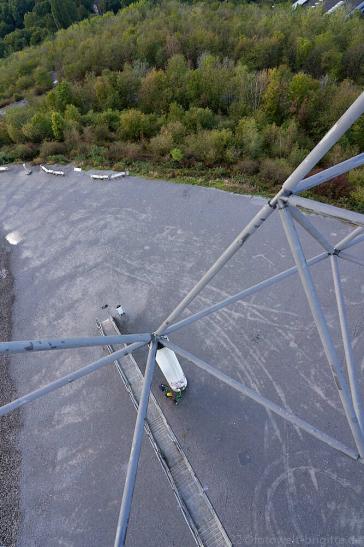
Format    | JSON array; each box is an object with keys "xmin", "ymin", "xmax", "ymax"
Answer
[{"xmin": 0, "ymin": 0, "xmax": 362, "ymax": 211}]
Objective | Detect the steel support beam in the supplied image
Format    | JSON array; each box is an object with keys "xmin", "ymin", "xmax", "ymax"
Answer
[
  {"xmin": 283, "ymin": 195, "xmax": 364, "ymax": 227},
  {"xmin": 164, "ymin": 252, "xmax": 328, "ymax": 336},
  {"xmin": 294, "ymin": 153, "xmax": 364, "ymax": 194},
  {"xmin": 339, "ymin": 252, "xmax": 364, "ymax": 268},
  {"xmin": 281, "ymin": 92, "xmax": 364, "ymax": 194},
  {"xmin": 279, "ymin": 205, "xmax": 364, "ymax": 458},
  {"xmin": 0, "ymin": 341, "xmax": 146, "ymax": 417},
  {"xmin": 288, "ymin": 205, "xmax": 334, "ymax": 253},
  {"xmin": 155, "ymin": 202, "xmax": 276, "ymax": 334},
  {"xmin": 330, "ymin": 254, "xmax": 364, "ymax": 433},
  {"xmin": 114, "ymin": 340, "xmax": 158, "ymax": 547},
  {"xmin": 0, "ymin": 334, "xmax": 151, "ymax": 355},
  {"xmin": 161, "ymin": 340, "xmax": 360, "ymax": 462},
  {"xmin": 335, "ymin": 227, "xmax": 364, "ymax": 252},
  {"xmin": 156, "ymin": 92, "xmax": 364, "ymax": 335}
]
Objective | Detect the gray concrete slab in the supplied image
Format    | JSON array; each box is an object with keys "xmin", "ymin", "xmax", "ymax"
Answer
[{"xmin": 0, "ymin": 165, "xmax": 363, "ymax": 546}]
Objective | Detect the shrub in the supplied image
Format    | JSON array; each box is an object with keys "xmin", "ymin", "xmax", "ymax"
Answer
[
  {"xmin": 63, "ymin": 127, "xmax": 82, "ymax": 154},
  {"xmin": 119, "ymin": 109, "xmax": 156, "ymax": 141},
  {"xmin": 46, "ymin": 80, "xmax": 73, "ymax": 112},
  {"xmin": 5, "ymin": 106, "xmax": 33, "ymax": 143},
  {"xmin": 235, "ymin": 117, "xmax": 263, "ymax": 159},
  {"xmin": 51, "ymin": 111, "xmax": 65, "ymax": 140},
  {"xmin": 23, "ymin": 112, "xmax": 53, "ymax": 142},
  {"xmin": 348, "ymin": 167, "xmax": 364, "ymax": 188},
  {"xmin": 184, "ymin": 129, "xmax": 232, "ymax": 165},
  {"xmin": 162, "ymin": 121, "xmax": 185, "ymax": 144},
  {"xmin": 34, "ymin": 68, "xmax": 53, "ymax": 94},
  {"xmin": 94, "ymin": 123, "xmax": 113, "ymax": 144},
  {"xmin": 149, "ymin": 132, "xmax": 174, "ymax": 158},
  {"xmin": 311, "ymin": 175, "xmax": 354, "ymax": 200},
  {"xmin": 39, "ymin": 141, "xmax": 67, "ymax": 160},
  {"xmin": 170, "ymin": 147, "xmax": 183, "ymax": 162},
  {"xmin": 184, "ymin": 107, "xmax": 216, "ymax": 132},
  {"xmin": 64, "ymin": 104, "xmax": 81, "ymax": 124},
  {"xmin": 259, "ymin": 157, "xmax": 292, "ymax": 185},
  {"xmin": 287, "ymin": 145, "xmax": 309, "ymax": 169},
  {"xmin": 0, "ymin": 121, "xmax": 11, "ymax": 145},
  {"xmin": 350, "ymin": 187, "xmax": 364, "ymax": 213},
  {"xmin": 0, "ymin": 149, "xmax": 16, "ymax": 165},
  {"xmin": 311, "ymin": 172, "xmax": 353, "ymax": 201},
  {"xmin": 87, "ymin": 145, "xmax": 107, "ymax": 164},
  {"xmin": 107, "ymin": 141, "xmax": 143, "ymax": 162},
  {"xmin": 12, "ymin": 143, "xmax": 37, "ymax": 160},
  {"xmin": 235, "ymin": 159, "xmax": 260, "ymax": 175}
]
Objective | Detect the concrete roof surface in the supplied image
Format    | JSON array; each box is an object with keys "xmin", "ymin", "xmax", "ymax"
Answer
[{"xmin": 0, "ymin": 165, "xmax": 363, "ymax": 546}]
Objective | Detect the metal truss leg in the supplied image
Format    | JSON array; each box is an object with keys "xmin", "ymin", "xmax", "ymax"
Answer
[
  {"xmin": 0, "ymin": 341, "xmax": 147, "ymax": 417},
  {"xmin": 330, "ymin": 254, "xmax": 364, "ymax": 433},
  {"xmin": 162, "ymin": 340, "xmax": 360, "ymax": 461},
  {"xmin": 114, "ymin": 340, "xmax": 158, "ymax": 547},
  {"xmin": 164, "ymin": 252, "xmax": 328, "ymax": 336},
  {"xmin": 335, "ymin": 227, "xmax": 364, "ymax": 252},
  {"xmin": 288, "ymin": 205, "xmax": 334, "ymax": 253},
  {"xmin": 279, "ymin": 204, "xmax": 364, "ymax": 458}
]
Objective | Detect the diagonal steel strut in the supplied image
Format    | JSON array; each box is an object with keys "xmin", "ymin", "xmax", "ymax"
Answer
[
  {"xmin": 161, "ymin": 340, "xmax": 361, "ymax": 462},
  {"xmin": 114, "ymin": 340, "xmax": 158, "ymax": 547},
  {"xmin": 278, "ymin": 204, "xmax": 364, "ymax": 458},
  {"xmin": 0, "ymin": 341, "xmax": 147, "ymax": 416},
  {"xmin": 156, "ymin": 92, "xmax": 364, "ymax": 335}
]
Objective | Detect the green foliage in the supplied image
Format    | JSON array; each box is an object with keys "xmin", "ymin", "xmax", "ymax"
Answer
[
  {"xmin": 51, "ymin": 110, "xmax": 64, "ymax": 139},
  {"xmin": 0, "ymin": 0, "xmax": 105, "ymax": 58},
  {"xmin": 22, "ymin": 111, "xmax": 53, "ymax": 141},
  {"xmin": 235, "ymin": 117, "xmax": 262, "ymax": 159},
  {"xmin": 0, "ymin": 0, "xmax": 362, "ymax": 209},
  {"xmin": 12, "ymin": 142, "xmax": 37, "ymax": 159},
  {"xmin": 259, "ymin": 157, "xmax": 292, "ymax": 185},
  {"xmin": 64, "ymin": 103, "xmax": 81, "ymax": 123},
  {"xmin": 50, "ymin": 0, "xmax": 77, "ymax": 29},
  {"xmin": 4, "ymin": 105, "xmax": 33, "ymax": 142},
  {"xmin": 149, "ymin": 131, "xmax": 173, "ymax": 158},
  {"xmin": 47, "ymin": 80, "xmax": 73, "ymax": 112},
  {"xmin": 39, "ymin": 139, "xmax": 67, "ymax": 159},
  {"xmin": 170, "ymin": 147, "xmax": 183, "ymax": 162},
  {"xmin": 184, "ymin": 107, "xmax": 216, "ymax": 132},
  {"xmin": 184, "ymin": 129, "xmax": 232, "ymax": 165},
  {"xmin": 119, "ymin": 108, "xmax": 157, "ymax": 141}
]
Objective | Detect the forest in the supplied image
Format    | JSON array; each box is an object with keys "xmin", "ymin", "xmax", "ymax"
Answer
[
  {"xmin": 0, "ymin": 0, "xmax": 363, "ymax": 209},
  {"xmin": 0, "ymin": 0, "xmax": 124, "ymax": 57}
]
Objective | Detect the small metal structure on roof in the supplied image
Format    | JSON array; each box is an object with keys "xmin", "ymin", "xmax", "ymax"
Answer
[{"xmin": 0, "ymin": 93, "xmax": 363, "ymax": 545}]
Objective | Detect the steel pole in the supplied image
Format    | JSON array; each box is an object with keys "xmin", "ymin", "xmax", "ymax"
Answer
[
  {"xmin": 164, "ymin": 253, "xmax": 328, "ymax": 336},
  {"xmin": 162, "ymin": 340, "xmax": 360, "ymax": 461},
  {"xmin": 335, "ymin": 229, "xmax": 364, "ymax": 252},
  {"xmin": 0, "ymin": 341, "xmax": 146, "ymax": 417},
  {"xmin": 155, "ymin": 202, "xmax": 276, "ymax": 334},
  {"xmin": 114, "ymin": 340, "xmax": 158, "ymax": 547},
  {"xmin": 281, "ymin": 92, "xmax": 364, "ymax": 193},
  {"xmin": 283, "ymin": 195, "xmax": 364, "ymax": 226},
  {"xmin": 330, "ymin": 254, "xmax": 364, "ymax": 433},
  {"xmin": 294, "ymin": 153, "xmax": 364, "ymax": 194},
  {"xmin": 288, "ymin": 205, "xmax": 334, "ymax": 253},
  {"xmin": 0, "ymin": 334, "xmax": 151, "ymax": 355},
  {"xmin": 156, "ymin": 93, "xmax": 364, "ymax": 335},
  {"xmin": 279, "ymin": 205, "xmax": 364, "ymax": 457},
  {"xmin": 339, "ymin": 252, "xmax": 364, "ymax": 268}
]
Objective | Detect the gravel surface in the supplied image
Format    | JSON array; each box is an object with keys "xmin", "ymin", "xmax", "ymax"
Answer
[{"xmin": 0, "ymin": 237, "xmax": 21, "ymax": 547}]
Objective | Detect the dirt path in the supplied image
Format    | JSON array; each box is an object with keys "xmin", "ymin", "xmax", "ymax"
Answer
[{"xmin": 0, "ymin": 238, "xmax": 21, "ymax": 547}]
